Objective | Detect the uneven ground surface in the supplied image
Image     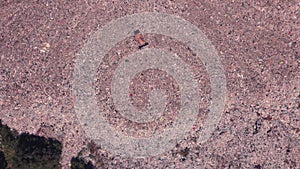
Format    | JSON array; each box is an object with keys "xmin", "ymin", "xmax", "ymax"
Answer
[{"xmin": 1, "ymin": 0, "xmax": 299, "ymax": 168}]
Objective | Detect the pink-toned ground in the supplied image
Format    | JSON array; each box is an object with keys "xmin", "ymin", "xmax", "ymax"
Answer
[{"xmin": 0, "ymin": 0, "xmax": 299, "ymax": 168}]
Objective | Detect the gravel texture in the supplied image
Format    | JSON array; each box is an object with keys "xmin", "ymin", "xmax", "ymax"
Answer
[{"xmin": 1, "ymin": 0, "xmax": 299, "ymax": 168}]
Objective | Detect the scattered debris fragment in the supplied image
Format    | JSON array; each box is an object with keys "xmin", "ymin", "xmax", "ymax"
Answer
[{"xmin": 38, "ymin": 42, "xmax": 51, "ymax": 53}]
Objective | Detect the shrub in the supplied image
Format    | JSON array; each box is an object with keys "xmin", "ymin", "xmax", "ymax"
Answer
[
  {"xmin": 0, "ymin": 151, "xmax": 8, "ymax": 169},
  {"xmin": 71, "ymin": 157, "xmax": 94, "ymax": 169},
  {"xmin": 0, "ymin": 120, "xmax": 62, "ymax": 169},
  {"xmin": 13, "ymin": 133, "xmax": 62, "ymax": 169}
]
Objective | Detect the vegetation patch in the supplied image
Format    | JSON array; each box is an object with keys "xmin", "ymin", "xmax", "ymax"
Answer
[{"xmin": 0, "ymin": 120, "xmax": 62, "ymax": 169}]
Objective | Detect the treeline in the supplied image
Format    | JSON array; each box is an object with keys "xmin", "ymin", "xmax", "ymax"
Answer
[{"xmin": 0, "ymin": 120, "xmax": 95, "ymax": 169}]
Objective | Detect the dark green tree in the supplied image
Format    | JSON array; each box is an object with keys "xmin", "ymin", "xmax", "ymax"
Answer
[
  {"xmin": 0, "ymin": 151, "xmax": 8, "ymax": 169},
  {"xmin": 0, "ymin": 121, "xmax": 18, "ymax": 150},
  {"xmin": 0, "ymin": 120, "xmax": 62, "ymax": 169},
  {"xmin": 13, "ymin": 133, "xmax": 62, "ymax": 169},
  {"xmin": 71, "ymin": 157, "xmax": 94, "ymax": 169}
]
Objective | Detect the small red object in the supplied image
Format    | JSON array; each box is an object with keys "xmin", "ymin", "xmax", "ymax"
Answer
[{"xmin": 134, "ymin": 30, "xmax": 149, "ymax": 49}]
